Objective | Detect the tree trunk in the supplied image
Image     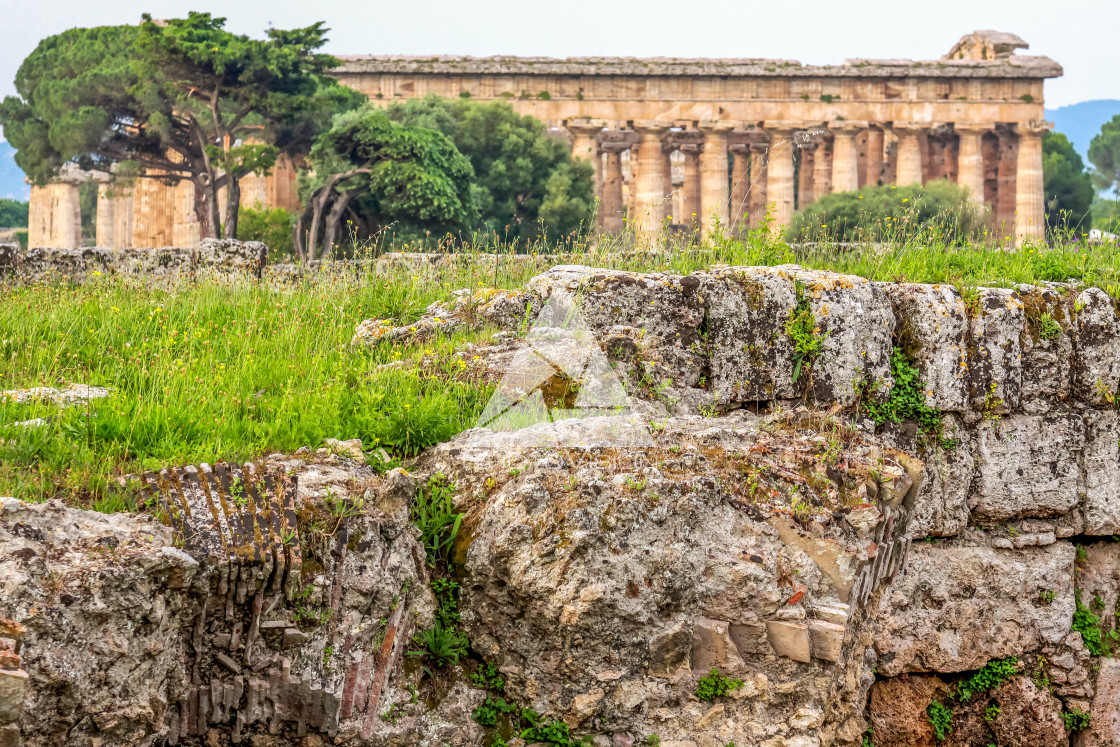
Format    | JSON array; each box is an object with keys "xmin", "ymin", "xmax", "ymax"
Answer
[
  {"xmin": 322, "ymin": 188, "xmax": 364, "ymax": 259},
  {"xmin": 192, "ymin": 176, "xmax": 217, "ymax": 240},
  {"xmin": 308, "ymin": 169, "xmax": 372, "ymax": 260},
  {"xmin": 223, "ymin": 176, "xmax": 241, "ymax": 239},
  {"xmin": 293, "ymin": 213, "xmax": 307, "ymax": 263}
]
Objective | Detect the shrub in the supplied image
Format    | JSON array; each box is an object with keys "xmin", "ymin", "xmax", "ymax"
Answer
[
  {"xmin": 788, "ymin": 180, "xmax": 984, "ymax": 245},
  {"xmin": 237, "ymin": 204, "xmax": 295, "ymax": 258}
]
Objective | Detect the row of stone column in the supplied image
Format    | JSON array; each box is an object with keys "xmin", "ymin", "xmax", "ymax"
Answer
[
  {"xmin": 26, "ymin": 157, "xmax": 301, "ymax": 250},
  {"xmin": 566, "ymin": 118, "xmax": 1051, "ymax": 245}
]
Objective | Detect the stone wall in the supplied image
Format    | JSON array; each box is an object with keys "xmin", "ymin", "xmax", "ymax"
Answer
[
  {"xmin": 5, "ymin": 263, "xmax": 1120, "ymax": 745},
  {"xmin": 0, "ymin": 239, "xmax": 269, "ymax": 282}
]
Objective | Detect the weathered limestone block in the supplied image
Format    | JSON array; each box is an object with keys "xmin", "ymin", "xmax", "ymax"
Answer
[
  {"xmin": 0, "ymin": 244, "xmax": 19, "ymax": 277},
  {"xmin": 0, "ymin": 499, "xmax": 198, "ymax": 747},
  {"xmin": 867, "ymin": 674, "xmax": 948, "ymax": 747},
  {"xmin": 1081, "ymin": 658, "xmax": 1120, "ymax": 745},
  {"xmin": 1084, "ymin": 409, "xmax": 1120, "ymax": 535},
  {"xmin": 695, "ymin": 266, "xmax": 799, "ymax": 403},
  {"xmin": 1017, "ymin": 285, "xmax": 1073, "ymax": 414},
  {"xmin": 528, "ymin": 266, "xmax": 706, "ymax": 387},
  {"xmin": 789, "ymin": 268, "xmax": 895, "ymax": 406},
  {"xmin": 0, "ymin": 669, "xmax": 27, "ymax": 725},
  {"xmin": 765, "ymin": 620, "xmax": 811, "ymax": 663},
  {"xmin": 969, "ymin": 414, "xmax": 1084, "ymax": 521},
  {"xmin": 907, "ymin": 415, "xmax": 973, "ymax": 538},
  {"xmin": 968, "ymin": 287, "xmax": 1025, "ymax": 413},
  {"xmin": 195, "ymin": 238, "xmax": 268, "ymax": 277},
  {"xmin": 883, "ymin": 282, "xmax": 969, "ymax": 411},
  {"xmin": 872, "ymin": 673, "xmax": 1067, "ymax": 747},
  {"xmin": 1073, "ymin": 287, "xmax": 1120, "ymax": 406},
  {"xmin": 1072, "ymin": 542, "xmax": 1120, "ymax": 648},
  {"xmin": 872, "ymin": 542, "xmax": 1075, "ymax": 675}
]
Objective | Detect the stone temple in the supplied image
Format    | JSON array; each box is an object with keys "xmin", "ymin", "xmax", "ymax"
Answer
[{"xmin": 28, "ymin": 30, "xmax": 1061, "ymax": 248}]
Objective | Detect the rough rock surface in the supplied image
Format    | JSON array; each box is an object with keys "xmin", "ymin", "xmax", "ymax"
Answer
[
  {"xmin": 869, "ymin": 674, "xmax": 1066, "ymax": 747},
  {"xmin": 415, "ymin": 410, "xmax": 917, "ymax": 745},
  {"xmin": 872, "ymin": 542, "xmax": 1075, "ymax": 675}
]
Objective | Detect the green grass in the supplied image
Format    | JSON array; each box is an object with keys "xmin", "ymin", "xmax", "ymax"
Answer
[{"xmin": 2, "ymin": 228, "xmax": 1120, "ymax": 506}]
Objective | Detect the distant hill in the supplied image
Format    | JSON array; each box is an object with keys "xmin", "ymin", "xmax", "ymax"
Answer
[
  {"xmin": 1046, "ymin": 100, "xmax": 1120, "ymax": 164},
  {"xmin": 0, "ymin": 141, "xmax": 28, "ymax": 202}
]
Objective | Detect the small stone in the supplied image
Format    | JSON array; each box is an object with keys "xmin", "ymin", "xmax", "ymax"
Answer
[
  {"xmin": 765, "ymin": 620, "xmax": 811, "ymax": 663},
  {"xmin": 213, "ymin": 652, "xmax": 242, "ymax": 674},
  {"xmin": 282, "ymin": 628, "xmax": 309, "ymax": 649},
  {"xmin": 786, "ymin": 585, "xmax": 807, "ymax": 605}
]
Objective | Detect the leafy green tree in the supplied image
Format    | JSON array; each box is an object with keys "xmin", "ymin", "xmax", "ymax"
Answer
[
  {"xmin": 237, "ymin": 205, "xmax": 295, "ymax": 257},
  {"xmin": 1089, "ymin": 115, "xmax": 1120, "ymax": 199},
  {"xmin": 300, "ymin": 106, "xmax": 477, "ymax": 260},
  {"xmin": 0, "ymin": 14, "xmax": 363, "ymax": 240},
  {"xmin": 788, "ymin": 180, "xmax": 983, "ymax": 244},
  {"xmin": 1041, "ymin": 131, "xmax": 1094, "ymax": 234},
  {"xmin": 386, "ymin": 95, "xmax": 594, "ymax": 239},
  {"xmin": 0, "ymin": 199, "xmax": 28, "ymax": 227}
]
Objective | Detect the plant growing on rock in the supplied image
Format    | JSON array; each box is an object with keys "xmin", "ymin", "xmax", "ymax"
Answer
[
  {"xmin": 1062, "ymin": 709, "xmax": 1091, "ymax": 731},
  {"xmin": 695, "ymin": 668, "xmax": 744, "ymax": 701},
  {"xmin": 786, "ymin": 281, "xmax": 824, "ymax": 384},
  {"xmin": 407, "ymin": 622, "xmax": 468, "ymax": 668},
  {"xmin": 957, "ymin": 657, "xmax": 1019, "ymax": 700},
  {"xmin": 411, "ymin": 474, "xmax": 463, "ymax": 567},
  {"xmin": 927, "ymin": 699, "xmax": 953, "ymax": 742},
  {"xmin": 863, "ymin": 347, "xmax": 942, "ymax": 436}
]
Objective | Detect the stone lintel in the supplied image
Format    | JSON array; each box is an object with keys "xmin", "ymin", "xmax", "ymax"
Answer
[{"xmin": 335, "ymin": 54, "xmax": 1062, "ymax": 79}]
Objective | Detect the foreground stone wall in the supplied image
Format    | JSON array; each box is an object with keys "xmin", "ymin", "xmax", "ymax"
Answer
[
  {"xmin": 5, "ymin": 263, "xmax": 1120, "ymax": 746},
  {"xmin": 0, "ymin": 240, "xmax": 269, "ymax": 283}
]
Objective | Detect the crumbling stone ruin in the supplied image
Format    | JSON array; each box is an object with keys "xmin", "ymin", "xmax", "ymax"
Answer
[{"xmin": 5, "ymin": 262, "xmax": 1120, "ymax": 745}]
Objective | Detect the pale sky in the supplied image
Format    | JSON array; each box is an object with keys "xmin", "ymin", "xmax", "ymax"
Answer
[{"xmin": 0, "ymin": 0, "xmax": 1116, "ymax": 110}]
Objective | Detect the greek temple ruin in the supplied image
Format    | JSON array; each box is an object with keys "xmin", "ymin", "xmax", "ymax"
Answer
[{"xmin": 26, "ymin": 30, "xmax": 1061, "ymax": 249}]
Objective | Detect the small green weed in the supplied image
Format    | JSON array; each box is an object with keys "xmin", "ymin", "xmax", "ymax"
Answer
[
  {"xmin": 927, "ymin": 699, "xmax": 953, "ymax": 742},
  {"xmin": 470, "ymin": 661, "xmax": 506, "ymax": 693},
  {"xmin": 957, "ymin": 657, "xmax": 1019, "ymax": 701},
  {"xmin": 407, "ymin": 622, "xmax": 468, "ymax": 668},
  {"xmin": 1038, "ymin": 312, "xmax": 1062, "ymax": 341},
  {"xmin": 786, "ymin": 280, "xmax": 824, "ymax": 384},
  {"xmin": 411, "ymin": 474, "xmax": 462, "ymax": 567},
  {"xmin": 863, "ymin": 347, "xmax": 942, "ymax": 435},
  {"xmin": 1073, "ymin": 590, "xmax": 1116, "ymax": 656},
  {"xmin": 982, "ymin": 705, "xmax": 1001, "ymax": 722},
  {"xmin": 1038, "ymin": 589, "xmax": 1055, "ymax": 605},
  {"xmin": 1062, "ymin": 709, "xmax": 1091, "ymax": 731},
  {"xmin": 695, "ymin": 668, "xmax": 744, "ymax": 702}
]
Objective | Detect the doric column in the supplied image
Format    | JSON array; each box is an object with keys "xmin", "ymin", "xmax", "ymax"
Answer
[
  {"xmin": 812, "ymin": 135, "xmax": 833, "ymax": 202},
  {"xmin": 1014, "ymin": 120, "xmax": 1053, "ymax": 246},
  {"xmin": 600, "ymin": 142, "xmax": 626, "ymax": 232},
  {"xmin": 173, "ymin": 180, "xmax": 200, "ymax": 248},
  {"xmin": 96, "ymin": 181, "xmax": 116, "ymax": 249},
  {"xmin": 566, "ymin": 119, "xmax": 607, "ymax": 207},
  {"xmin": 798, "ymin": 143, "xmax": 817, "ymax": 208},
  {"xmin": 830, "ymin": 121, "xmax": 866, "ymax": 194},
  {"xmin": 631, "ymin": 121, "xmax": 672, "ymax": 237},
  {"xmin": 132, "ymin": 175, "xmax": 177, "ymax": 248},
  {"xmin": 763, "ymin": 122, "xmax": 799, "ymax": 231},
  {"xmin": 28, "ymin": 180, "xmax": 82, "ymax": 249},
  {"xmin": 863, "ymin": 126, "xmax": 884, "ymax": 187},
  {"xmin": 699, "ymin": 121, "xmax": 734, "ymax": 240},
  {"xmin": 894, "ymin": 122, "xmax": 925, "ymax": 186},
  {"xmin": 749, "ymin": 141, "xmax": 770, "ymax": 230},
  {"xmin": 729, "ymin": 144, "xmax": 751, "ymax": 232},
  {"xmin": 955, "ymin": 122, "xmax": 993, "ymax": 207},
  {"xmin": 679, "ymin": 144, "xmax": 702, "ymax": 227}
]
